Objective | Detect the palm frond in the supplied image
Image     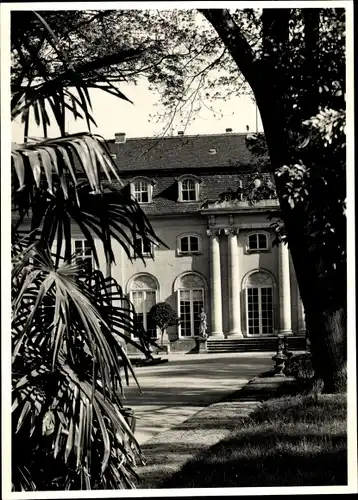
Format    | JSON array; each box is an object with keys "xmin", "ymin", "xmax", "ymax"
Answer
[
  {"xmin": 12, "ymin": 134, "xmax": 166, "ymax": 265},
  {"xmin": 11, "ymin": 10, "xmax": 165, "ymax": 490},
  {"xmin": 11, "ymin": 245, "xmax": 152, "ymax": 490}
]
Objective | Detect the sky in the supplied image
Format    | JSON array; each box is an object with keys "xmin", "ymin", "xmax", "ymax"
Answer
[{"xmin": 11, "ymin": 79, "xmax": 263, "ymax": 143}]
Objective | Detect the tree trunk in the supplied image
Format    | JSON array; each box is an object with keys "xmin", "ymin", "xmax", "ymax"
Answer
[
  {"xmin": 201, "ymin": 8, "xmax": 347, "ymax": 393},
  {"xmin": 257, "ymin": 98, "xmax": 347, "ymax": 393},
  {"xmin": 258, "ymin": 9, "xmax": 346, "ymax": 393},
  {"xmin": 306, "ymin": 306, "xmax": 346, "ymax": 393}
]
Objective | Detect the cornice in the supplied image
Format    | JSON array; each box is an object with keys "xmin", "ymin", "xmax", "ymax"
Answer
[{"xmin": 200, "ymin": 199, "xmax": 279, "ymax": 214}]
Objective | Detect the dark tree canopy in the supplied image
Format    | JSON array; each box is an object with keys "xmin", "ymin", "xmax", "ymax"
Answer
[{"xmin": 148, "ymin": 302, "xmax": 179, "ymax": 333}]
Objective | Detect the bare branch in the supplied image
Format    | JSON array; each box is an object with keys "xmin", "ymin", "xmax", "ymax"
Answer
[{"xmin": 199, "ymin": 9, "xmax": 258, "ymax": 90}]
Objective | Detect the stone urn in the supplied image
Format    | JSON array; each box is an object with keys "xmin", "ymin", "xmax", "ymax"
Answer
[{"xmin": 272, "ymin": 337, "xmax": 287, "ymax": 377}]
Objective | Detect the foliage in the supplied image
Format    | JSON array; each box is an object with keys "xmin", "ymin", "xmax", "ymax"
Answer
[
  {"xmin": 11, "ymin": 8, "xmax": 346, "ymax": 138},
  {"xmin": 148, "ymin": 302, "xmax": 180, "ymax": 344},
  {"xmin": 198, "ymin": 8, "xmax": 347, "ymax": 392},
  {"xmin": 276, "ymin": 104, "xmax": 346, "ymax": 288},
  {"xmin": 12, "ymin": 242, "xmax": 156, "ymax": 489},
  {"xmin": 11, "ymin": 10, "xmax": 166, "ymax": 491},
  {"xmin": 11, "ymin": 11, "xmax": 139, "ymax": 137},
  {"xmin": 11, "ymin": 9, "xmax": 251, "ymax": 138},
  {"xmin": 284, "ymin": 353, "xmax": 315, "ymax": 380},
  {"xmin": 12, "ymin": 133, "xmax": 162, "ymax": 265},
  {"xmin": 11, "ymin": 152, "xmax": 161, "ymax": 490}
]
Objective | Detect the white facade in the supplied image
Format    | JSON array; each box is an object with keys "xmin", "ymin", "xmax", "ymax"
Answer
[{"xmin": 89, "ymin": 199, "xmax": 306, "ymax": 351}]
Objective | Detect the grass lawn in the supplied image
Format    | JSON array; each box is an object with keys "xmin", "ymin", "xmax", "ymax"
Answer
[{"xmin": 160, "ymin": 393, "xmax": 347, "ymax": 488}]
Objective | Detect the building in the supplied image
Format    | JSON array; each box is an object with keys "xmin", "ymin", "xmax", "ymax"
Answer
[{"xmin": 79, "ymin": 131, "xmax": 305, "ymax": 354}]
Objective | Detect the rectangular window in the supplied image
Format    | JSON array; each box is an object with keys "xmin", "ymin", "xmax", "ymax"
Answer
[
  {"xmin": 248, "ymin": 233, "xmax": 268, "ymax": 252},
  {"xmin": 192, "ymin": 289, "xmax": 204, "ymax": 336},
  {"xmin": 178, "ymin": 235, "xmax": 201, "ymax": 255},
  {"xmin": 74, "ymin": 239, "xmax": 93, "ymax": 272},
  {"xmin": 134, "ymin": 237, "xmax": 152, "ymax": 257},
  {"xmin": 181, "ymin": 237, "xmax": 189, "ymax": 252},
  {"xmin": 248, "ymin": 235, "xmax": 258, "ymax": 250},
  {"xmin": 179, "ymin": 288, "xmax": 204, "ymax": 337},
  {"xmin": 258, "ymin": 234, "xmax": 268, "ymax": 249},
  {"xmin": 131, "ymin": 290, "xmax": 157, "ymax": 339},
  {"xmin": 246, "ymin": 287, "xmax": 273, "ymax": 335},
  {"xmin": 179, "ymin": 290, "xmax": 192, "ymax": 336},
  {"xmin": 190, "ymin": 236, "xmax": 199, "ymax": 252}
]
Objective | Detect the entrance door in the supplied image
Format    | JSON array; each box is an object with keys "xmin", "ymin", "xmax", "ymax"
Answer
[{"xmin": 246, "ymin": 286, "xmax": 274, "ymax": 335}]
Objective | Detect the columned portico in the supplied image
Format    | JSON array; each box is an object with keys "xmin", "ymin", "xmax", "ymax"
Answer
[
  {"xmin": 207, "ymin": 229, "xmax": 224, "ymax": 337},
  {"xmin": 225, "ymin": 228, "xmax": 243, "ymax": 338},
  {"xmin": 297, "ymin": 284, "xmax": 307, "ymax": 334},
  {"xmin": 278, "ymin": 242, "xmax": 293, "ymax": 334}
]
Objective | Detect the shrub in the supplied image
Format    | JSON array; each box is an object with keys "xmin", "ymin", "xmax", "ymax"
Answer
[
  {"xmin": 148, "ymin": 302, "xmax": 180, "ymax": 345},
  {"xmin": 284, "ymin": 353, "xmax": 315, "ymax": 380}
]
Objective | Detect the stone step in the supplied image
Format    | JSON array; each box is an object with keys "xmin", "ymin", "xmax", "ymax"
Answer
[{"xmin": 206, "ymin": 336, "xmax": 306, "ymax": 353}]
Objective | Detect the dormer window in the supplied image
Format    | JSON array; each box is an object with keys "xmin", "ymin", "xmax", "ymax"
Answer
[
  {"xmin": 178, "ymin": 176, "xmax": 200, "ymax": 202},
  {"xmin": 177, "ymin": 234, "xmax": 202, "ymax": 255},
  {"xmin": 181, "ymin": 179, "xmax": 196, "ymax": 201},
  {"xmin": 130, "ymin": 177, "xmax": 154, "ymax": 204},
  {"xmin": 246, "ymin": 232, "xmax": 270, "ymax": 253},
  {"xmin": 134, "ymin": 181, "xmax": 149, "ymax": 203}
]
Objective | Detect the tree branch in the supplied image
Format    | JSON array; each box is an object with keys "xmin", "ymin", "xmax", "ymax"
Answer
[
  {"xmin": 63, "ymin": 10, "xmax": 109, "ymax": 36},
  {"xmin": 198, "ymin": 9, "xmax": 258, "ymax": 90}
]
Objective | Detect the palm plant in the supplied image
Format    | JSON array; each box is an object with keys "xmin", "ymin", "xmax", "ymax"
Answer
[{"xmin": 11, "ymin": 10, "xmax": 162, "ymax": 490}]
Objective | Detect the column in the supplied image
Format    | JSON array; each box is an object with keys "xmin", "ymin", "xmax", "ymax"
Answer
[
  {"xmin": 297, "ymin": 284, "xmax": 306, "ymax": 335},
  {"xmin": 226, "ymin": 228, "xmax": 243, "ymax": 338},
  {"xmin": 207, "ymin": 229, "xmax": 224, "ymax": 338},
  {"xmin": 278, "ymin": 242, "xmax": 293, "ymax": 334}
]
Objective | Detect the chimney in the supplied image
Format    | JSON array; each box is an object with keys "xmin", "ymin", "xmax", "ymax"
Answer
[
  {"xmin": 225, "ymin": 128, "xmax": 233, "ymax": 133},
  {"xmin": 177, "ymin": 131, "xmax": 184, "ymax": 136},
  {"xmin": 115, "ymin": 132, "xmax": 126, "ymax": 144}
]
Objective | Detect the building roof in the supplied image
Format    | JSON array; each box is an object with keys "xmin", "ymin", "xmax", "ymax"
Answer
[
  {"xmin": 103, "ymin": 132, "xmax": 274, "ymax": 217},
  {"xmin": 106, "ymin": 173, "xmax": 276, "ymax": 217},
  {"xmin": 107, "ymin": 132, "xmax": 267, "ymax": 174}
]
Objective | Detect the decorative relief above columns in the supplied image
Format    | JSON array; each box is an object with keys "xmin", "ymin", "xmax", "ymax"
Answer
[
  {"xmin": 207, "ymin": 227, "xmax": 240, "ymax": 236},
  {"xmin": 223, "ymin": 227, "xmax": 240, "ymax": 236},
  {"xmin": 206, "ymin": 228, "xmax": 221, "ymax": 237}
]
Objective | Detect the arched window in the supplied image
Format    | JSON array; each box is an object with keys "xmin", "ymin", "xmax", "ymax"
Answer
[
  {"xmin": 128, "ymin": 274, "xmax": 158, "ymax": 339},
  {"xmin": 245, "ymin": 271, "xmax": 274, "ymax": 335},
  {"xmin": 177, "ymin": 234, "xmax": 202, "ymax": 255},
  {"xmin": 246, "ymin": 232, "xmax": 269, "ymax": 252},
  {"xmin": 174, "ymin": 273, "xmax": 206, "ymax": 337}
]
